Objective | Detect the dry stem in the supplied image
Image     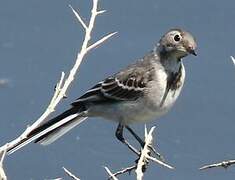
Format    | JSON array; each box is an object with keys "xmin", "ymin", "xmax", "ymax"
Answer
[
  {"xmin": 200, "ymin": 160, "xmax": 235, "ymax": 170},
  {"xmin": 63, "ymin": 167, "xmax": 81, "ymax": 180}
]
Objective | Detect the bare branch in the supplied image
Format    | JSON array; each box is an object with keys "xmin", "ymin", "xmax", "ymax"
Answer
[
  {"xmin": 135, "ymin": 126, "xmax": 155, "ymax": 180},
  {"xmin": 199, "ymin": 160, "xmax": 235, "ymax": 170},
  {"xmin": 87, "ymin": 32, "xmax": 117, "ymax": 52},
  {"xmin": 0, "ymin": 167, "xmax": 7, "ymax": 180},
  {"xmin": 146, "ymin": 155, "xmax": 174, "ymax": 169},
  {"xmin": 0, "ymin": 147, "xmax": 7, "ymax": 180},
  {"xmin": 56, "ymin": 72, "xmax": 65, "ymax": 94},
  {"xmin": 63, "ymin": 167, "xmax": 80, "ymax": 180},
  {"xmin": 104, "ymin": 166, "xmax": 119, "ymax": 180},
  {"xmin": 69, "ymin": 5, "xmax": 87, "ymax": 30},
  {"xmin": 97, "ymin": 10, "xmax": 107, "ymax": 15},
  {"xmin": 0, "ymin": 149, "xmax": 6, "ymax": 165},
  {"xmin": 109, "ymin": 165, "xmax": 136, "ymax": 179},
  {"xmin": 49, "ymin": 72, "xmax": 65, "ymax": 111}
]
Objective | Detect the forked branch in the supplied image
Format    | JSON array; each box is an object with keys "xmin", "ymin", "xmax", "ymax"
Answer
[{"xmin": 0, "ymin": 0, "xmax": 116, "ymax": 178}]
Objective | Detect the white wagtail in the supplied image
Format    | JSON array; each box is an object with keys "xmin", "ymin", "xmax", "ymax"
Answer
[{"xmin": 8, "ymin": 28, "xmax": 197, "ymax": 154}]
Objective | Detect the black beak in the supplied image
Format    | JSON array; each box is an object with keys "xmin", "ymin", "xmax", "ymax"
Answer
[{"xmin": 189, "ymin": 49, "xmax": 197, "ymax": 56}]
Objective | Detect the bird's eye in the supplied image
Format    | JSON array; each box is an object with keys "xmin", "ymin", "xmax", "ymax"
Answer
[{"xmin": 174, "ymin": 34, "xmax": 181, "ymax": 42}]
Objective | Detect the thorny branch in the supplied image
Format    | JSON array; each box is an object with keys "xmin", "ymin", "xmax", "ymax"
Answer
[
  {"xmin": 0, "ymin": 0, "xmax": 116, "ymax": 178},
  {"xmin": 199, "ymin": 160, "xmax": 235, "ymax": 170}
]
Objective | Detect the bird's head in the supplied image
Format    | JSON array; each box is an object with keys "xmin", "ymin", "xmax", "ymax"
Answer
[{"xmin": 157, "ymin": 28, "xmax": 197, "ymax": 59}]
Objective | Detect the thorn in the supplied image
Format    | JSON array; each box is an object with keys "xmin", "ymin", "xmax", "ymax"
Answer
[{"xmin": 97, "ymin": 10, "xmax": 106, "ymax": 14}]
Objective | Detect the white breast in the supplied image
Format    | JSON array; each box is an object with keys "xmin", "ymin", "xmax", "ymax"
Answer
[
  {"xmin": 160, "ymin": 64, "xmax": 185, "ymax": 110},
  {"xmin": 133, "ymin": 63, "xmax": 186, "ymax": 123}
]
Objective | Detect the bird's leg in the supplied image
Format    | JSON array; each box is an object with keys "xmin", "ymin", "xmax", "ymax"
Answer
[
  {"xmin": 125, "ymin": 125, "xmax": 164, "ymax": 161},
  {"xmin": 115, "ymin": 123, "xmax": 140, "ymax": 156},
  {"xmin": 125, "ymin": 126, "xmax": 145, "ymax": 147}
]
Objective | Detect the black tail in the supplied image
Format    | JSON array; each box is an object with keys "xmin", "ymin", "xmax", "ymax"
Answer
[
  {"xmin": 29, "ymin": 107, "xmax": 80, "ymax": 142},
  {"xmin": 7, "ymin": 106, "xmax": 87, "ymax": 154}
]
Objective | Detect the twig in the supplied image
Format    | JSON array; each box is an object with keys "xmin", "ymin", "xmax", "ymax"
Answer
[
  {"xmin": 231, "ymin": 56, "xmax": 235, "ymax": 65},
  {"xmin": 110, "ymin": 165, "xmax": 136, "ymax": 178},
  {"xmin": 86, "ymin": 32, "xmax": 118, "ymax": 52},
  {"xmin": 199, "ymin": 160, "xmax": 235, "ymax": 170},
  {"xmin": 146, "ymin": 154, "xmax": 174, "ymax": 169},
  {"xmin": 0, "ymin": 146, "xmax": 7, "ymax": 180},
  {"xmin": 50, "ymin": 72, "xmax": 65, "ymax": 106},
  {"xmin": 63, "ymin": 167, "xmax": 80, "ymax": 180},
  {"xmin": 104, "ymin": 166, "xmax": 119, "ymax": 180},
  {"xmin": 135, "ymin": 126, "xmax": 155, "ymax": 180},
  {"xmin": 69, "ymin": 5, "xmax": 87, "ymax": 30}
]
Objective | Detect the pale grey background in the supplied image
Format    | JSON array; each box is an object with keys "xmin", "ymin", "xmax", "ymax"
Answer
[{"xmin": 0, "ymin": 0, "xmax": 235, "ymax": 179}]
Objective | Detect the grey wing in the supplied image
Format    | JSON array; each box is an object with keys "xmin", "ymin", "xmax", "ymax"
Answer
[
  {"xmin": 71, "ymin": 76, "xmax": 144, "ymax": 106},
  {"xmin": 72, "ymin": 61, "xmax": 155, "ymax": 106}
]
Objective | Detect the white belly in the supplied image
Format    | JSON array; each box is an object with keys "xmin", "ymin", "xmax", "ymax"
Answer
[{"xmin": 88, "ymin": 64, "xmax": 185, "ymax": 125}]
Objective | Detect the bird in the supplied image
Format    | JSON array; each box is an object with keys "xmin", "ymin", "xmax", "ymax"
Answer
[{"xmin": 8, "ymin": 28, "xmax": 197, "ymax": 155}]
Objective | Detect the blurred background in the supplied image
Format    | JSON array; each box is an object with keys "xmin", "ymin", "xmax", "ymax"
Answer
[{"xmin": 0, "ymin": 0, "xmax": 235, "ymax": 179}]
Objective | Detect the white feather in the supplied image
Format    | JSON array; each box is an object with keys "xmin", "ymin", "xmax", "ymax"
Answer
[
  {"xmin": 38, "ymin": 117, "xmax": 87, "ymax": 145},
  {"xmin": 8, "ymin": 113, "xmax": 86, "ymax": 155}
]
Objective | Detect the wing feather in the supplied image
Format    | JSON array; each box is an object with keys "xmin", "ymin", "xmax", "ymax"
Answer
[{"xmin": 72, "ymin": 58, "xmax": 156, "ymax": 106}]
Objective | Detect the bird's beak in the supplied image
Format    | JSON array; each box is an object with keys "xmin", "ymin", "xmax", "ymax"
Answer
[{"xmin": 188, "ymin": 49, "xmax": 197, "ymax": 56}]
